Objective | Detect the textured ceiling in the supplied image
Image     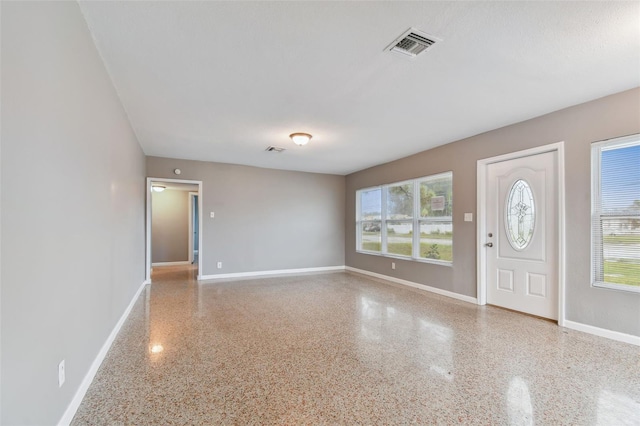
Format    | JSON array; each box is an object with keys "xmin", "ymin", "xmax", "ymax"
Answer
[{"xmin": 79, "ymin": 1, "xmax": 640, "ymax": 175}]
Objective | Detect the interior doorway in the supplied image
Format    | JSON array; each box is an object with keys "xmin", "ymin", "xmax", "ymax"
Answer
[
  {"xmin": 146, "ymin": 178, "xmax": 203, "ymax": 283},
  {"xmin": 477, "ymin": 143, "xmax": 566, "ymax": 324}
]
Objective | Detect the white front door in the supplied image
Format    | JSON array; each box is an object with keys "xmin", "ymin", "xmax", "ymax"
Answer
[{"xmin": 485, "ymin": 151, "xmax": 558, "ymax": 320}]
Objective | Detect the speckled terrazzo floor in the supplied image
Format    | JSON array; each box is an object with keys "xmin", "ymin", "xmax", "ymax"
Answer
[{"xmin": 71, "ymin": 267, "xmax": 640, "ymax": 425}]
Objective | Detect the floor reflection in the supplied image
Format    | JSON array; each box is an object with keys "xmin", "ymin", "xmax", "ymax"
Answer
[
  {"xmin": 597, "ymin": 389, "xmax": 640, "ymax": 425},
  {"xmin": 358, "ymin": 294, "xmax": 454, "ymax": 383},
  {"xmin": 507, "ymin": 377, "xmax": 534, "ymax": 426},
  {"xmin": 147, "ymin": 264, "xmax": 200, "ymax": 363},
  {"xmin": 71, "ymin": 271, "xmax": 640, "ymax": 425}
]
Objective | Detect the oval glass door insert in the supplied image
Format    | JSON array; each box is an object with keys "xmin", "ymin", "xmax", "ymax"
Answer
[{"xmin": 506, "ymin": 179, "xmax": 535, "ymax": 250}]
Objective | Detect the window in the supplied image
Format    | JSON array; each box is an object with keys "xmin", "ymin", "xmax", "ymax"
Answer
[
  {"xmin": 418, "ymin": 173, "xmax": 453, "ymax": 261},
  {"xmin": 356, "ymin": 172, "xmax": 453, "ymax": 264},
  {"xmin": 358, "ymin": 188, "xmax": 382, "ymax": 253},
  {"xmin": 387, "ymin": 181, "xmax": 414, "ymax": 256},
  {"xmin": 591, "ymin": 134, "xmax": 640, "ymax": 293}
]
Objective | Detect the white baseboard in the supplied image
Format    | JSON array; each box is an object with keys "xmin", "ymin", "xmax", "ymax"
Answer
[
  {"xmin": 198, "ymin": 265, "xmax": 346, "ymax": 281},
  {"xmin": 152, "ymin": 261, "xmax": 190, "ymax": 266},
  {"xmin": 57, "ymin": 280, "xmax": 149, "ymax": 426},
  {"xmin": 563, "ymin": 320, "xmax": 640, "ymax": 346},
  {"xmin": 345, "ymin": 266, "xmax": 478, "ymax": 305}
]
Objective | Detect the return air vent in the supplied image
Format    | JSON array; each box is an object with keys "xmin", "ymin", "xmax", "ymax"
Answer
[
  {"xmin": 265, "ymin": 146, "xmax": 286, "ymax": 153},
  {"xmin": 386, "ymin": 28, "xmax": 440, "ymax": 58}
]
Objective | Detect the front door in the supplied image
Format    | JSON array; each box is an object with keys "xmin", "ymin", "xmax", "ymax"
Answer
[{"xmin": 486, "ymin": 150, "xmax": 558, "ymax": 320}]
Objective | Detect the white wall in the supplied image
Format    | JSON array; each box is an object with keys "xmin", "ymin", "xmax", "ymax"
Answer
[
  {"xmin": 1, "ymin": 2, "xmax": 145, "ymax": 424},
  {"xmin": 147, "ymin": 157, "xmax": 346, "ymax": 276},
  {"xmin": 151, "ymin": 189, "xmax": 189, "ymax": 263}
]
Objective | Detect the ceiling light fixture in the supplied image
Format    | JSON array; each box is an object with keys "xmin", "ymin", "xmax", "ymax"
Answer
[
  {"xmin": 290, "ymin": 132, "xmax": 312, "ymax": 146},
  {"xmin": 151, "ymin": 185, "xmax": 166, "ymax": 192}
]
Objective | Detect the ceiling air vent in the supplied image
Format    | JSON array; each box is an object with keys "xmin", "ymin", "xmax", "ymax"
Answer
[
  {"xmin": 265, "ymin": 146, "xmax": 286, "ymax": 153},
  {"xmin": 386, "ymin": 28, "xmax": 440, "ymax": 58}
]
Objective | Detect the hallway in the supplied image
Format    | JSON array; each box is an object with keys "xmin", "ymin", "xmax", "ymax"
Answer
[{"xmin": 71, "ymin": 269, "xmax": 640, "ymax": 424}]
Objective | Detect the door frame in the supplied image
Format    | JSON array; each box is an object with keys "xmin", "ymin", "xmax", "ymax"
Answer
[
  {"xmin": 146, "ymin": 177, "xmax": 203, "ymax": 283},
  {"xmin": 476, "ymin": 142, "xmax": 566, "ymax": 326},
  {"xmin": 188, "ymin": 191, "xmax": 198, "ymax": 264}
]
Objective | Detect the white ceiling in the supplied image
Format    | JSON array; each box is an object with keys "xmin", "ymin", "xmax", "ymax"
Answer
[{"xmin": 79, "ymin": 1, "xmax": 640, "ymax": 175}]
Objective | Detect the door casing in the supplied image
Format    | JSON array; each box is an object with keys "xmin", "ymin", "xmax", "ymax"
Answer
[
  {"xmin": 146, "ymin": 177, "xmax": 203, "ymax": 282},
  {"xmin": 477, "ymin": 142, "xmax": 566, "ymax": 326},
  {"xmin": 188, "ymin": 191, "xmax": 198, "ymax": 264}
]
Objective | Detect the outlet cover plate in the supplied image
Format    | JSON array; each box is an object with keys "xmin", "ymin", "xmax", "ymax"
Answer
[{"xmin": 58, "ymin": 360, "xmax": 65, "ymax": 388}]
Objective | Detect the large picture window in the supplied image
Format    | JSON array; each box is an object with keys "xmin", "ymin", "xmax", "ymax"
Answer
[
  {"xmin": 591, "ymin": 134, "xmax": 640, "ymax": 293},
  {"xmin": 356, "ymin": 172, "xmax": 453, "ymax": 264}
]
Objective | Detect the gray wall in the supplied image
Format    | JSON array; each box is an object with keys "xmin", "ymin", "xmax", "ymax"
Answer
[
  {"xmin": 1, "ymin": 2, "xmax": 145, "ymax": 424},
  {"xmin": 147, "ymin": 157, "xmax": 345, "ymax": 276},
  {"xmin": 346, "ymin": 87, "xmax": 640, "ymax": 337},
  {"xmin": 152, "ymin": 189, "xmax": 189, "ymax": 263}
]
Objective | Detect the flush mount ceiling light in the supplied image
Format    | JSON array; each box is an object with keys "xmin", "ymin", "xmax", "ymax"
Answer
[
  {"xmin": 151, "ymin": 185, "xmax": 166, "ymax": 192},
  {"xmin": 290, "ymin": 132, "xmax": 312, "ymax": 146}
]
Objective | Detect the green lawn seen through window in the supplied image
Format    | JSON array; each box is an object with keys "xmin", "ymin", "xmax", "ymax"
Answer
[
  {"xmin": 604, "ymin": 260, "xmax": 640, "ymax": 287},
  {"xmin": 361, "ymin": 240, "xmax": 452, "ymax": 261},
  {"xmin": 602, "ymin": 234, "xmax": 640, "ymax": 287}
]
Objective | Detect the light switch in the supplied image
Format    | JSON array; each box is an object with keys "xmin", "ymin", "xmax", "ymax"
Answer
[
  {"xmin": 210, "ymin": 212, "xmax": 215, "ymax": 218},
  {"xmin": 464, "ymin": 213, "xmax": 473, "ymax": 222}
]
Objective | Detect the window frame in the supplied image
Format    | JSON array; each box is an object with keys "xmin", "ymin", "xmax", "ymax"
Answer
[
  {"xmin": 385, "ymin": 179, "xmax": 414, "ymax": 258},
  {"xmin": 591, "ymin": 134, "xmax": 640, "ymax": 293},
  {"xmin": 356, "ymin": 171, "xmax": 453, "ymax": 266},
  {"xmin": 356, "ymin": 187, "xmax": 383, "ymax": 254},
  {"xmin": 416, "ymin": 173, "xmax": 454, "ymax": 263}
]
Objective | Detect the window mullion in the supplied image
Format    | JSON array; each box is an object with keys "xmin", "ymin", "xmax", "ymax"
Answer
[
  {"xmin": 356, "ymin": 192, "xmax": 362, "ymax": 252},
  {"xmin": 413, "ymin": 180, "xmax": 420, "ymax": 259},
  {"xmin": 381, "ymin": 185, "xmax": 388, "ymax": 254}
]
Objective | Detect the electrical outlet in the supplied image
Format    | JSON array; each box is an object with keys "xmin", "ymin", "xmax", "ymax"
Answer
[
  {"xmin": 58, "ymin": 360, "xmax": 65, "ymax": 388},
  {"xmin": 210, "ymin": 212, "xmax": 215, "ymax": 218},
  {"xmin": 392, "ymin": 262, "xmax": 396, "ymax": 270},
  {"xmin": 217, "ymin": 262, "xmax": 222, "ymax": 269}
]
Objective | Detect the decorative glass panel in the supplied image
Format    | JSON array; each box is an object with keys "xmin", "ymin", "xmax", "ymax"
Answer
[{"xmin": 506, "ymin": 179, "xmax": 535, "ymax": 250}]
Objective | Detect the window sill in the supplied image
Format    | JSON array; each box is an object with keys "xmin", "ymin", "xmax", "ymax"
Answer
[
  {"xmin": 355, "ymin": 249, "xmax": 453, "ymax": 267},
  {"xmin": 593, "ymin": 281, "xmax": 640, "ymax": 294}
]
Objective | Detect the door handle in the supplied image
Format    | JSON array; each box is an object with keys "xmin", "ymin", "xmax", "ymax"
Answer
[{"xmin": 485, "ymin": 242, "xmax": 493, "ymax": 247}]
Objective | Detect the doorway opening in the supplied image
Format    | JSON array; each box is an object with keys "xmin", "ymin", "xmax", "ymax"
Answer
[
  {"xmin": 476, "ymin": 142, "xmax": 566, "ymax": 325},
  {"xmin": 146, "ymin": 177, "xmax": 203, "ymax": 283}
]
